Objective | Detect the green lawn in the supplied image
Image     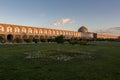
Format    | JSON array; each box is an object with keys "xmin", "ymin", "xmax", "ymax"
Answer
[{"xmin": 0, "ymin": 42, "xmax": 120, "ymax": 80}]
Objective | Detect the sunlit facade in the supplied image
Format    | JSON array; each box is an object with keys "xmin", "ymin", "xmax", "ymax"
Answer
[
  {"xmin": 0, "ymin": 23, "xmax": 119, "ymax": 42},
  {"xmin": 0, "ymin": 23, "xmax": 81, "ymax": 41}
]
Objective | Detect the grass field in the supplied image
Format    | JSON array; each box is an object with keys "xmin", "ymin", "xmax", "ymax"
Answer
[{"xmin": 0, "ymin": 41, "xmax": 120, "ymax": 80}]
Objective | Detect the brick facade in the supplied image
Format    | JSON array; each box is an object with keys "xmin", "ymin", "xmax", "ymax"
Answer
[
  {"xmin": 0, "ymin": 23, "xmax": 81, "ymax": 41},
  {"xmin": 0, "ymin": 23, "xmax": 119, "ymax": 42}
]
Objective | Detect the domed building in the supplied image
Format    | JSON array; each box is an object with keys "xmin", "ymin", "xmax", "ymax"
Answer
[{"xmin": 78, "ymin": 26, "xmax": 88, "ymax": 33}]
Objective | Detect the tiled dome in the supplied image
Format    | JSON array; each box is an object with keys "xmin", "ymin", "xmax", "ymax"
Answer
[{"xmin": 78, "ymin": 26, "xmax": 88, "ymax": 32}]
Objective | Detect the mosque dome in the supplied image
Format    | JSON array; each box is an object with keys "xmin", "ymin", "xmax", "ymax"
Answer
[{"xmin": 78, "ymin": 26, "xmax": 88, "ymax": 32}]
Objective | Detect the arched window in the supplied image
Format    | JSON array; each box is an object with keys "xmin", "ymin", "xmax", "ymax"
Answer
[
  {"xmin": 44, "ymin": 30, "xmax": 47, "ymax": 34},
  {"xmin": 28, "ymin": 28, "xmax": 32, "ymax": 34},
  {"xmin": 22, "ymin": 27, "xmax": 27, "ymax": 33},
  {"xmin": 66, "ymin": 32, "xmax": 68, "ymax": 35},
  {"xmin": 34, "ymin": 29, "xmax": 38, "ymax": 34},
  {"xmin": 15, "ymin": 27, "xmax": 20, "ymax": 33},
  {"xmin": 53, "ymin": 30, "xmax": 55, "ymax": 34},
  {"xmin": 58, "ymin": 31, "xmax": 60, "ymax": 35},
  {"xmin": 7, "ymin": 26, "xmax": 12, "ymax": 32},
  {"xmin": 60, "ymin": 31, "xmax": 63, "ymax": 35},
  {"xmin": 56, "ymin": 31, "xmax": 59, "ymax": 35},
  {"xmin": 39, "ymin": 29, "xmax": 43, "ymax": 34},
  {"xmin": 0, "ymin": 25, "xmax": 4, "ymax": 32},
  {"xmin": 63, "ymin": 31, "xmax": 65, "ymax": 35},
  {"xmin": 48, "ymin": 30, "xmax": 52, "ymax": 34}
]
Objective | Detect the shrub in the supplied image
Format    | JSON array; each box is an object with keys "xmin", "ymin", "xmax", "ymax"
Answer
[
  {"xmin": 78, "ymin": 40, "xmax": 88, "ymax": 45},
  {"xmin": 40, "ymin": 36, "xmax": 47, "ymax": 42},
  {"xmin": 55, "ymin": 35, "xmax": 64, "ymax": 44},
  {"xmin": 0, "ymin": 36, "xmax": 3, "ymax": 43},
  {"xmin": 33, "ymin": 39, "xmax": 39, "ymax": 43},
  {"xmin": 33, "ymin": 36, "xmax": 40, "ymax": 43},
  {"xmin": 0, "ymin": 36, "xmax": 6, "ymax": 43},
  {"xmin": 40, "ymin": 38, "xmax": 47, "ymax": 42},
  {"xmin": 47, "ymin": 37, "xmax": 55, "ymax": 42},
  {"xmin": 14, "ymin": 38, "xmax": 23, "ymax": 43},
  {"xmin": 24, "ymin": 38, "xmax": 33, "ymax": 43},
  {"xmin": 69, "ymin": 39, "xmax": 77, "ymax": 45},
  {"xmin": 69, "ymin": 38, "xmax": 88, "ymax": 45}
]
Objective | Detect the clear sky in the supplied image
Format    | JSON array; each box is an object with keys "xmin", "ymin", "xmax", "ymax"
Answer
[{"xmin": 0, "ymin": 0, "xmax": 120, "ymax": 35}]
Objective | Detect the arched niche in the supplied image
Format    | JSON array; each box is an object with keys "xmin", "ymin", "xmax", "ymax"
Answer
[
  {"xmin": 0, "ymin": 25, "xmax": 4, "ymax": 32},
  {"xmin": 15, "ymin": 27, "xmax": 20, "ymax": 33},
  {"xmin": 7, "ymin": 26, "xmax": 13, "ymax": 33}
]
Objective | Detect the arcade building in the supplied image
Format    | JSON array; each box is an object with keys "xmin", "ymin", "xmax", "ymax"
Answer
[
  {"xmin": 0, "ymin": 23, "xmax": 119, "ymax": 43},
  {"xmin": 0, "ymin": 23, "xmax": 81, "ymax": 42}
]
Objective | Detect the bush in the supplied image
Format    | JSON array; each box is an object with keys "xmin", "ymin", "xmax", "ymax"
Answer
[
  {"xmin": 0, "ymin": 36, "xmax": 3, "ymax": 43},
  {"xmin": 24, "ymin": 38, "xmax": 33, "ymax": 43},
  {"xmin": 47, "ymin": 37, "xmax": 55, "ymax": 42},
  {"xmin": 14, "ymin": 38, "xmax": 23, "ymax": 43},
  {"xmin": 33, "ymin": 38, "xmax": 39, "ymax": 43},
  {"xmin": 0, "ymin": 36, "xmax": 6, "ymax": 43},
  {"xmin": 69, "ymin": 38, "xmax": 88, "ymax": 45},
  {"xmin": 55, "ymin": 35, "xmax": 64, "ymax": 44},
  {"xmin": 40, "ymin": 36, "xmax": 47, "ymax": 42},
  {"xmin": 69, "ymin": 39, "xmax": 77, "ymax": 45},
  {"xmin": 40, "ymin": 38, "xmax": 47, "ymax": 42},
  {"xmin": 33, "ymin": 36, "xmax": 40, "ymax": 43},
  {"xmin": 78, "ymin": 40, "xmax": 88, "ymax": 45}
]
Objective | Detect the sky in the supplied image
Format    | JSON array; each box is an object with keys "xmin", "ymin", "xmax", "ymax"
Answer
[{"xmin": 0, "ymin": 0, "xmax": 120, "ymax": 35}]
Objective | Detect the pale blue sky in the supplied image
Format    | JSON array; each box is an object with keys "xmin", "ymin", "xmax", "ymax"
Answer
[{"xmin": 0, "ymin": 0, "xmax": 120, "ymax": 35}]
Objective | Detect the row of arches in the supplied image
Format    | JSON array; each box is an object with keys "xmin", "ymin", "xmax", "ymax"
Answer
[
  {"xmin": 0, "ymin": 34, "xmax": 37, "ymax": 43},
  {"xmin": 0, "ymin": 25, "xmax": 80, "ymax": 37},
  {"xmin": 0, "ymin": 34, "xmax": 13, "ymax": 42},
  {"xmin": 0, "ymin": 34, "xmax": 67, "ymax": 43}
]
